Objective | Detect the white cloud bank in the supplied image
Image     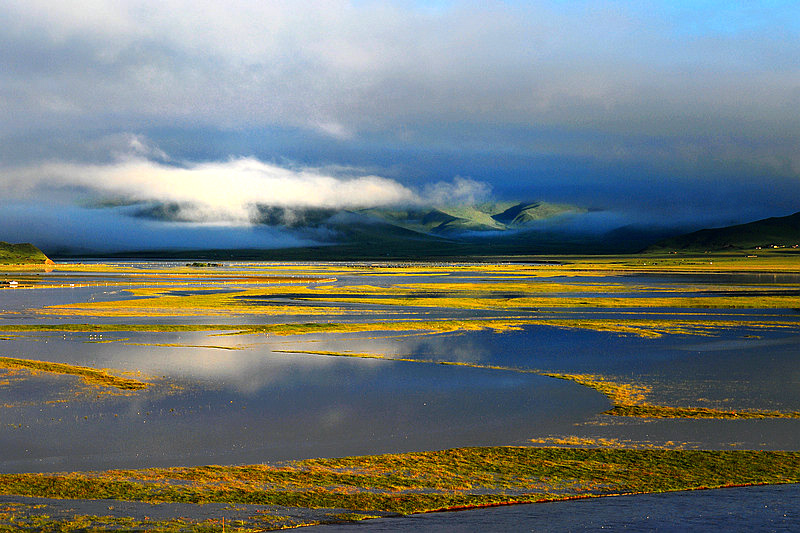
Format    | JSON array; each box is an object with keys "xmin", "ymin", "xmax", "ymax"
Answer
[
  {"xmin": 1, "ymin": 1, "xmax": 798, "ymax": 238},
  {"xmin": 5, "ymin": 158, "xmax": 483, "ymax": 223},
  {"xmin": 0, "ymin": 130, "xmax": 494, "ymax": 251},
  {"xmin": 7, "ymin": 157, "xmax": 415, "ymax": 223}
]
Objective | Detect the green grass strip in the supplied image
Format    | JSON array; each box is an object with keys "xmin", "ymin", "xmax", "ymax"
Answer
[{"xmin": 0, "ymin": 448, "xmax": 798, "ymax": 515}]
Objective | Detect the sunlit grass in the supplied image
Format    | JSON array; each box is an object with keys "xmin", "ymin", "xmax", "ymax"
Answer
[
  {"xmin": 306, "ymin": 291, "xmax": 800, "ymax": 311},
  {"xmin": 1, "ymin": 447, "xmax": 798, "ymax": 521},
  {"xmin": 2, "ymin": 313, "xmax": 798, "ymax": 339},
  {"xmin": 0, "ymin": 356, "xmax": 148, "ymax": 391},
  {"xmin": 2, "ymin": 255, "xmax": 800, "ymax": 529},
  {"xmin": 14, "ymin": 253, "xmax": 800, "ymax": 320}
]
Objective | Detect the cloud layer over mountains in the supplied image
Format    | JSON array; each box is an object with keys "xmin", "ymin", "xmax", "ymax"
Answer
[
  {"xmin": 0, "ymin": 138, "xmax": 492, "ymax": 251},
  {"xmin": 2, "ymin": 1, "xmax": 799, "ymax": 252}
]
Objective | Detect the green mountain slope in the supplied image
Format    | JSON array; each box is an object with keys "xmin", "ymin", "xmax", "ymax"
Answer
[
  {"xmin": 0, "ymin": 242, "xmax": 53, "ymax": 265},
  {"xmin": 493, "ymin": 202, "xmax": 587, "ymax": 226},
  {"xmin": 359, "ymin": 201, "xmax": 585, "ymax": 235},
  {"xmin": 433, "ymin": 205, "xmax": 507, "ymax": 232},
  {"xmin": 649, "ymin": 211, "xmax": 800, "ymax": 251},
  {"xmin": 57, "ymin": 199, "xmax": 681, "ymax": 258}
]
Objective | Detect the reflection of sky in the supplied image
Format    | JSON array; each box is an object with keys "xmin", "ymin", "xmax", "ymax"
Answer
[
  {"xmin": 2, "ymin": 322, "xmax": 800, "ymax": 472},
  {"xmin": 0, "ymin": 347, "xmax": 602, "ymax": 472},
  {"xmin": 5, "ymin": 323, "xmax": 800, "ymax": 410},
  {"xmin": 3, "ymin": 266, "xmax": 800, "ymax": 472}
]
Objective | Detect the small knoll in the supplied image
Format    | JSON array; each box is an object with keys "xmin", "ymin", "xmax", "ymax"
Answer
[{"xmin": 0, "ymin": 241, "xmax": 53, "ymax": 265}]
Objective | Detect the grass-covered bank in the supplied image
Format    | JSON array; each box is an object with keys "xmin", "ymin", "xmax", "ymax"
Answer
[
  {"xmin": 0, "ymin": 447, "xmax": 798, "ymax": 530},
  {"xmin": 0, "ymin": 242, "xmax": 52, "ymax": 266}
]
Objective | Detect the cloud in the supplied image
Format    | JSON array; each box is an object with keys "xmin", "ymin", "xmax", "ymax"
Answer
[
  {"xmin": 423, "ymin": 176, "xmax": 491, "ymax": 205},
  {"xmin": 1, "ymin": 0, "xmax": 798, "ymax": 236},
  {"xmin": 2, "ymin": 0, "xmax": 798, "ymax": 171},
  {"xmin": 2, "ymin": 154, "xmax": 424, "ymax": 224},
  {"xmin": 0, "ymin": 141, "xmax": 500, "ymax": 253}
]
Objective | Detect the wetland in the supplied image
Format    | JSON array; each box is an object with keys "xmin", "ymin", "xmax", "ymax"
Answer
[{"xmin": 1, "ymin": 253, "xmax": 799, "ymax": 530}]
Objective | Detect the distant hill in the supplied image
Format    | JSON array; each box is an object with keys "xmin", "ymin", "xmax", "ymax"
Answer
[
  {"xmin": 492, "ymin": 201, "xmax": 585, "ymax": 226},
  {"xmin": 134, "ymin": 200, "xmax": 587, "ymax": 238},
  {"xmin": 649, "ymin": 211, "xmax": 800, "ymax": 252},
  {"xmin": 62, "ymin": 199, "xmax": 683, "ymax": 259},
  {"xmin": 357, "ymin": 201, "xmax": 586, "ymax": 235},
  {"xmin": 0, "ymin": 242, "xmax": 53, "ymax": 265}
]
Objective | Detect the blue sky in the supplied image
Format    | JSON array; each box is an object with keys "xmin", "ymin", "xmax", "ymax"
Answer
[{"xmin": 1, "ymin": 1, "xmax": 798, "ymax": 251}]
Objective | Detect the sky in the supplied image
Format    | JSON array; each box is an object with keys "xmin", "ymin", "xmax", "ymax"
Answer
[{"xmin": 1, "ymin": 0, "xmax": 799, "ymax": 252}]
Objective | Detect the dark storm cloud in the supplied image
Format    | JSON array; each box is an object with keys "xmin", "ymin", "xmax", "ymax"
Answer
[{"xmin": 1, "ymin": 1, "xmax": 799, "ymax": 249}]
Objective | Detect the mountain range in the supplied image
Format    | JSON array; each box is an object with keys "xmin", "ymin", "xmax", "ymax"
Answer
[
  {"xmin": 120, "ymin": 200, "xmax": 675, "ymax": 259},
  {"xmin": 353, "ymin": 201, "xmax": 587, "ymax": 234},
  {"xmin": 11, "ymin": 203, "xmax": 800, "ymax": 261},
  {"xmin": 130, "ymin": 203, "xmax": 800, "ymax": 258},
  {"xmin": 648, "ymin": 210, "xmax": 800, "ymax": 252}
]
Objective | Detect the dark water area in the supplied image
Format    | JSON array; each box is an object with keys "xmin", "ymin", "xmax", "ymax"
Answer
[
  {"xmin": 0, "ymin": 349, "xmax": 603, "ymax": 472},
  {"xmin": 316, "ymin": 483, "xmax": 800, "ymax": 532},
  {"xmin": 2, "ymin": 324, "xmax": 799, "ymax": 471},
  {"xmin": 1, "ymin": 263, "xmax": 799, "ymax": 470},
  {"xmin": 0, "ymin": 287, "xmax": 140, "ymax": 316}
]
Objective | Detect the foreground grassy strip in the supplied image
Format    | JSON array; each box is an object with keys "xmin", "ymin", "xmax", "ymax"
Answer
[
  {"xmin": 545, "ymin": 373, "xmax": 800, "ymax": 419},
  {"xmin": 0, "ymin": 448, "xmax": 798, "ymax": 519},
  {"xmin": 0, "ymin": 512, "xmax": 291, "ymax": 533},
  {"xmin": 0, "ymin": 356, "xmax": 148, "ymax": 391}
]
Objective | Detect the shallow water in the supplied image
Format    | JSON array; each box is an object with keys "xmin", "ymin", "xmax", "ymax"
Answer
[
  {"xmin": 1, "ymin": 262, "xmax": 799, "ymax": 473},
  {"xmin": 316, "ymin": 483, "xmax": 800, "ymax": 532},
  {"xmin": 0, "ymin": 341, "xmax": 604, "ymax": 472}
]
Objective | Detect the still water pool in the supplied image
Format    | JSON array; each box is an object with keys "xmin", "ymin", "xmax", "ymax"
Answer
[{"xmin": 316, "ymin": 483, "xmax": 800, "ymax": 532}]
